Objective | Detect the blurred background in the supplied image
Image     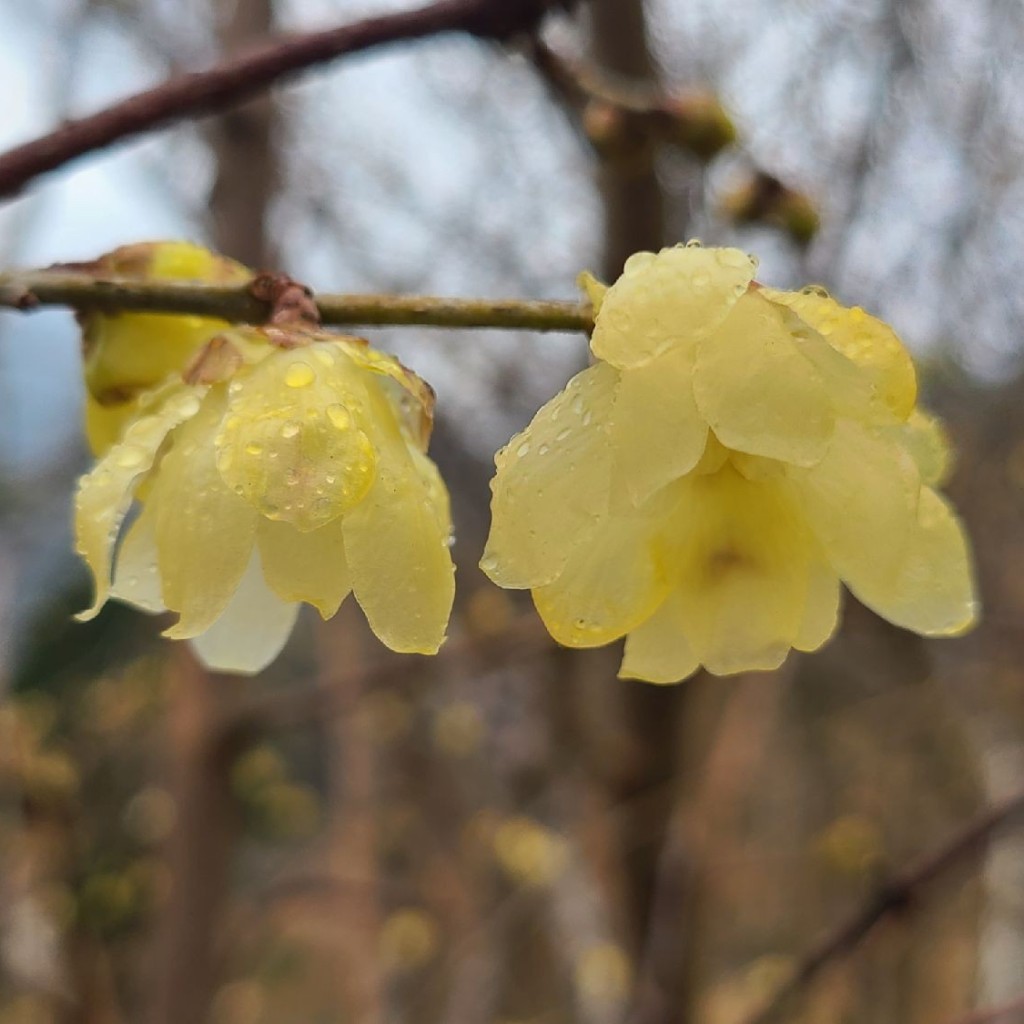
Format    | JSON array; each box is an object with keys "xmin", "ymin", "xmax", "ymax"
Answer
[{"xmin": 1, "ymin": 0, "xmax": 1023, "ymax": 1022}]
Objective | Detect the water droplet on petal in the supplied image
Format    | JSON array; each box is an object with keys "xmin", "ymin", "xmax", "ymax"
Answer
[
  {"xmin": 801, "ymin": 284, "xmax": 830, "ymax": 298},
  {"xmin": 538, "ymin": 444, "xmax": 550, "ymax": 455},
  {"xmin": 245, "ymin": 443, "xmax": 263, "ymax": 456},
  {"xmin": 285, "ymin": 362, "xmax": 315, "ymax": 388},
  {"xmin": 115, "ymin": 445, "xmax": 145, "ymax": 469},
  {"xmin": 516, "ymin": 442, "xmax": 531, "ymax": 457},
  {"xmin": 281, "ymin": 421, "xmax": 300, "ymax": 439},
  {"xmin": 692, "ymin": 269, "xmax": 711, "ymax": 290},
  {"xmin": 555, "ymin": 428, "xmax": 571, "ymax": 442},
  {"xmin": 571, "ymin": 396, "xmax": 585, "ymax": 416},
  {"xmin": 685, "ymin": 238, "xmax": 703, "ymax": 248},
  {"xmin": 327, "ymin": 404, "xmax": 351, "ymax": 430},
  {"xmin": 312, "ymin": 347, "xmax": 335, "ymax": 367}
]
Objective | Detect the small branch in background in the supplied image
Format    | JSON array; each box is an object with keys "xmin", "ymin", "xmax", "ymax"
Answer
[
  {"xmin": 744, "ymin": 789, "xmax": 1024, "ymax": 1024},
  {"xmin": 0, "ymin": 271, "xmax": 593, "ymax": 333},
  {"xmin": 531, "ymin": 40, "xmax": 820, "ymax": 248},
  {"xmin": 0, "ymin": 0, "xmax": 576, "ymax": 201}
]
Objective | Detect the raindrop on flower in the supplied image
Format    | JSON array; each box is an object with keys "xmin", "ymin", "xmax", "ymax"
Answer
[{"xmin": 284, "ymin": 362, "xmax": 315, "ymax": 388}]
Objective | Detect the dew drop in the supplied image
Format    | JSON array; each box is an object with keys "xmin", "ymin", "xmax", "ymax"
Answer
[
  {"xmin": 245, "ymin": 443, "xmax": 263, "ymax": 456},
  {"xmin": 327, "ymin": 404, "xmax": 351, "ymax": 430},
  {"xmin": 312, "ymin": 347, "xmax": 335, "ymax": 367},
  {"xmin": 555, "ymin": 428, "xmax": 571, "ymax": 442},
  {"xmin": 281, "ymin": 421, "xmax": 300, "ymax": 439},
  {"xmin": 801, "ymin": 284, "xmax": 830, "ymax": 298},
  {"xmin": 582, "ymin": 411, "xmax": 593, "ymax": 426},
  {"xmin": 115, "ymin": 445, "xmax": 146, "ymax": 469},
  {"xmin": 692, "ymin": 269, "xmax": 711, "ymax": 290},
  {"xmin": 516, "ymin": 442, "xmax": 531, "ymax": 457},
  {"xmin": 685, "ymin": 238, "xmax": 703, "ymax": 248},
  {"xmin": 716, "ymin": 248, "xmax": 753, "ymax": 269},
  {"xmin": 571, "ymin": 396, "xmax": 585, "ymax": 416},
  {"xmin": 537, "ymin": 444, "xmax": 550, "ymax": 456},
  {"xmin": 228, "ymin": 381, "xmax": 243, "ymax": 395},
  {"xmin": 480, "ymin": 555, "xmax": 498, "ymax": 574},
  {"xmin": 170, "ymin": 393, "xmax": 201, "ymax": 417},
  {"xmin": 285, "ymin": 362, "xmax": 315, "ymax": 388}
]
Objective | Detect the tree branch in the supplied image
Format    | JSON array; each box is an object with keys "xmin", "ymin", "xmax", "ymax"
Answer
[
  {"xmin": 0, "ymin": 270, "xmax": 593, "ymax": 332},
  {"xmin": 744, "ymin": 789, "xmax": 1024, "ymax": 1024},
  {"xmin": 0, "ymin": 0, "xmax": 573, "ymax": 202}
]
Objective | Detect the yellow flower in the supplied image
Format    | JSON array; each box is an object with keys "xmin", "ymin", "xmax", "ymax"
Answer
[
  {"xmin": 79, "ymin": 241, "xmax": 252, "ymax": 455},
  {"xmin": 75, "ymin": 328, "xmax": 455, "ymax": 674},
  {"xmin": 482, "ymin": 244, "xmax": 977, "ymax": 683}
]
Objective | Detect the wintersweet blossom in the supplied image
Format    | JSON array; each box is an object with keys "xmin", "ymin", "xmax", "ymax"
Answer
[
  {"xmin": 75, "ymin": 326, "xmax": 455, "ymax": 674},
  {"xmin": 481, "ymin": 244, "xmax": 977, "ymax": 683},
  {"xmin": 79, "ymin": 241, "xmax": 252, "ymax": 455}
]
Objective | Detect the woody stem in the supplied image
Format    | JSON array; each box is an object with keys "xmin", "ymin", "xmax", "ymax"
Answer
[{"xmin": 0, "ymin": 271, "xmax": 594, "ymax": 333}]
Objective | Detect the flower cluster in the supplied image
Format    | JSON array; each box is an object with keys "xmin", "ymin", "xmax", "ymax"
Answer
[
  {"xmin": 75, "ymin": 244, "xmax": 454, "ymax": 673},
  {"xmin": 481, "ymin": 244, "xmax": 977, "ymax": 682}
]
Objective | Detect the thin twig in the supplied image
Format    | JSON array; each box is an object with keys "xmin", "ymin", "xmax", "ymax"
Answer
[
  {"xmin": 0, "ymin": 0, "xmax": 572, "ymax": 201},
  {"xmin": 744, "ymin": 789, "xmax": 1024, "ymax": 1024},
  {"xmin": 0, "ymin": 271, "xmax": 593, "ymax": 332}
]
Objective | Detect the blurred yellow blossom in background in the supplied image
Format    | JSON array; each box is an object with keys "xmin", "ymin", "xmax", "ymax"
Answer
[
  {"xmin": 73, "ymin": 244, "xmax": 455, "ymax": 674},
  {"xmin": 482, "ymin": 244, "xmax": 977, "ymax": 683}
]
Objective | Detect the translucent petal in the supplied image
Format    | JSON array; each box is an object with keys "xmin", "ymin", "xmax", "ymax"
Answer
[
  {"xmin": 257, "ymin": 517, "xmax": 350, "ymax": 619},
  {"xmin": 591, "ymin": 246, "xmax": 757, "ymax": 368},
  {"xmin": 762, "ymin": 287, "xmax": 917, "ymax": 420},
  {"xmin": 887, "ymin": 408, "xmax": 952, "ymax": 486},
  {"xmin": 793, "ymin": 562, "xmax": 842, "ymax": 652},
  {"xmin": 342, "ymin": 386, "xmax": 454, "ymax": 654},
  {"xmin": 531, "ymin": 491, "xmax": 675, "ymax": 647},
  {"xmin": 111, "ymin": 499, "xmax": 164, "ymax": 613},
  {"xmin": 670, "ymin": 467, "xmax": 815, "ymax": 675},
  {"xmin": 85, "ymin": 395, "xmax": 134, "ymax": 457},
  {"xmin": 857, "ymin": 487, "xmax": 977, "ymax": 636},
  {"xmin": 75, "ymin": 386, "xmax": 204, "ymax": 621},
  {"xmin": 608, "ymin": 346, "xmax": 708, "ymax": 506},
  {"xmin": 154, "ymin": 392, "xmax": 259, "ymax": 639},
  {"xmin": 618, "ymin": 590, "xmax": 700, "ymax": 684},
  {"xmin": 189, "ymin": 553, "xmax": 300, "ymax": 674},
  {"xmin": 576, "ymin": 270, "xmax": 608, "ymax": 315},
  {"xmin": 215, "ymin": 348, "xmax": 376, "ymax": 532},
  {"xmin": 788, "ymin": 419, "xmax": 919, "ymax": 609},
  {"xmin": 693, "ymin": 292, "xmax": 833, "ymax": 467},
  {"xmin": 481, "ymin": 363, "xmax": 618, "ymax": 589}
]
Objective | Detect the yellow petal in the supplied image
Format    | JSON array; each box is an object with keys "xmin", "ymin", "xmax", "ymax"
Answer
[
  {"xmin": 110, "ymin": 499, "xmax": 164, "ymax": 613},
  {"xmin": 342, "ymin": 386, "xmax": 454, "ymax": 654},
  {"xmin": 693, "ymin": 292, "xmax": 833, "ymax": 466},
  {"xmin": 671, "ymin": 467, "xmax": 815, "ymax": 675},
  {"xmin": 618, "ymin": 590, "xmax": 700, "ymax": 684},
  {"xmin": 531, "ymin": 491, "xmax": 675, "ymax": 648},
  {"xmin": 856, "ymin": 487, "xmax": 977, "ymax": 636},
  {"xmin": 154, "ymin": 392, "xmax": 259, "ymax": 639},
  {"xmin": 75, "ymin": 387, "xmax": 204, "ymax": 621},
  {"xmin": 794, "ymin": 562, "xmax": 842, "ymax": 652},
  {"xmin": 189, "ymin": 553, "xmax": 300, "ymax": 674},
  {"xmin": 608, "ymin": 346, "xmax": 708, "ymax": 506},
  {"xmin": 591, "ymin": 245, "xmax": 758, "ymax": 368},
  {"xmin": 215, "ymin": 348, "xmax": 376, "ymax": 532},
  {"xmin": 481, "ymin": 363, "xmax": 618, "ymax": 589},
  {"xmin": 788, "ymin": 419, "xmax": 919, "ymax": 608},
  {"xmin": 761, "ymin": 287, "xmax": 917, "ymax": 420},
  {"xmin": 576, "ymin": 270, "xmax": 608, "ymax": 315},
  {"xmin": 257, "ymin": 517, "xmax": 350, "ymax": 619},
  {"xmin": 887, "ymin": 407, "xmax": 952, "ymax": 486},
  {"xmin": 85, "ymin": 394, "xmax": 134, "ymax": 456}
]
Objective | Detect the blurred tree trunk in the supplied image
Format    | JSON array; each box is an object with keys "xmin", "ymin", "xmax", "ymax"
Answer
[{"xmin": 149, "ymin": 4, "xmax": 279, "ymax": 1024}]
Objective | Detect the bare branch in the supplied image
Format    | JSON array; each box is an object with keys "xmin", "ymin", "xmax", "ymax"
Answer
[
  {"xmin": 744, "ymin": 789, "xmax": 1024, "ymax": 1024},
  {"xmin": 0, "ymin": 0, "xmax": 574, "ymax": 202},
  {"xmin": 0, "ymin": 270, "xmax": 593, "ymax": 332}
]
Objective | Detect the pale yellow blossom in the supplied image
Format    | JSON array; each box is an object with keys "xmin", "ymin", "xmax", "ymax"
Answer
[
  {"xmin": 482, "ymin": 244, "xmax": 977, "ymax": 683},
  {"xmin": 75, "ymin": 326, "xmax": 455, "ymax": 674}
]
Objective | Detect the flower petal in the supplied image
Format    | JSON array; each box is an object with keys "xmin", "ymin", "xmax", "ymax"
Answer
[
  {"xmin": 591, "ymin": 245, "xmax": 757, "ymax": 368},
  {"xmin": 886, "ymin": 408, "xmax": 952, "ymax": 486},
  {"xmin": 608, "ymin": 346, "xmax": 708, "ymax": 506},
  {"xmin": 531, "ymin": 491, "xmax": 675, "ymax": 647},
  {"xmin": 693, "ymin": 292, "xmax": 834, "ymax": 467},
  {"xmin": 761, "ymin": 287, "xmax": 917, "ymax": 420},
  {"xmin": 189, "ymin": 553, "xmax": 300, "ymax": 674},
  {"xmin": 793, "ymin": 562, "xmax": 842, "ymax": 653},
  {"xmin": 257, "ymin": 516, "xmax": 350, "ymax": 619},
  {"xmin": 110, "ymin": 499, "xmax": 164, "ymax": 613},
  {"xmin": 670, "ymin": 467, "xmax": 815, "ymax": 675},
  {"xmin": 342, "ymin": 386, "xmax": 454, "ymax": 654},
  {"xmin": 857, "ymin": 487, "xmax": 977, "ymax": 636},
  {"xmin": 215, "ymin": 347, "xmax": 376, "ymax": 532},
  {"xmin": 75, "ymin": 387, "xmax": 204, "ymax": 621},
  {"xmin": 481, "ymin": 362, "xmax": 619, "ymax": 589},
  {"xmin": 788, "ymin": 419, "xmax": 919, "ymax": 609},
  {"xmin": 154, "ymin": 392, "xmax": 259, "ymax": 639},
  {"xmin": 618, "ymin": 590, "xmax": 700, "ymax": 684}
]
